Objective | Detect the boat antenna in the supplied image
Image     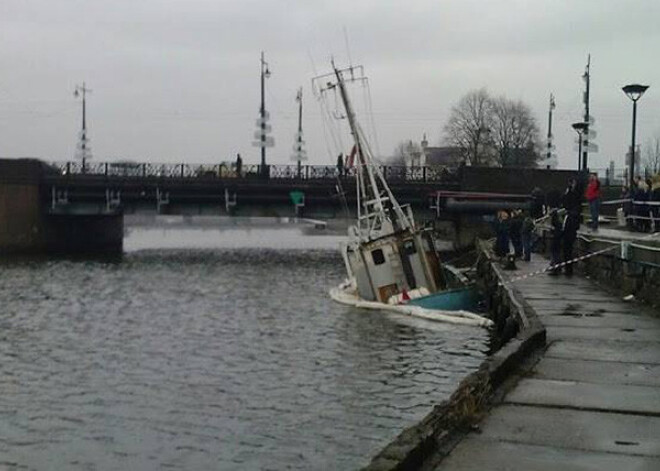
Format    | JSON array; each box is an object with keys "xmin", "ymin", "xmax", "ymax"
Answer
[{"xmin": 343, "ymin": 26, "xmax": 354, "ymax": 69}]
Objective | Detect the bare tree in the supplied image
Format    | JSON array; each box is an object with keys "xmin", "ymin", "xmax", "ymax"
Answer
[
  {"xmin": 643, "ymin": 134, "xmax": 660, "ymax": 175},
  {"xmin": 490, "ymin": 97, "xmax": 540, "ymax": 167},
  {"xmin": 443, "ymin": 89, "xmax": 493, "ymax": 166},
  {"xmin": 444, "ymin": 90, "xmax": 539, "ymax": 168}
]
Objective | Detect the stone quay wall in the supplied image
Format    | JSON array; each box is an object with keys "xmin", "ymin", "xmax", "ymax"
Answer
[
  {"xmin": 362, "ymin": 241, "xmax": 546, "ymax": 471},
  {"xmin": 556, "ymin": 231, "xmax": 660, "ymax": 308}
]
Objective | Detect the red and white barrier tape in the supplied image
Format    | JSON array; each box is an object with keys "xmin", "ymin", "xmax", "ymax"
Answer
[{"xmin": 500, "ymin": 245, "xmax": 618, "ymax": 285}]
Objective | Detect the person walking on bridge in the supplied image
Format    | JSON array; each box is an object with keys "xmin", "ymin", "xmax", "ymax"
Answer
[
  {"xmin": 235, "ymin": 153, "xmax": 243, "ymax": 177},
  {"xmin": 585, "ymin": 173, "xmax": 601, "ymax": 232}
]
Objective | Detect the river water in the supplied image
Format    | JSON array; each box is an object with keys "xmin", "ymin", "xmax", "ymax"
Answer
[{"xmin": 0, "ymin": 223, "xmax": 488, "ymax": 470}]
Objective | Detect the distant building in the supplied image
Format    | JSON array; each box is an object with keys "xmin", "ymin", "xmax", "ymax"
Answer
[
  {"xmin": 403, "ymin": 134, "xmax": 463, "ymax": 168},
  {"xmin": 401, "ymin": 140, "xmax": 424, "ymax": 167},
  {"xmin": 422, "ymin": 146, "xmax": 463, "ymax": 166}
]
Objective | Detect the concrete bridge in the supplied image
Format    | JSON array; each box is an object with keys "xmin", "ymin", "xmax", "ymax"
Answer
[
  {"xmin": 0, "ymin": 158, "xmax": 582, "ymax": 255},
  {"xmin": 41, "ymin": 160, "xmax": 460, "ymax": 218}
]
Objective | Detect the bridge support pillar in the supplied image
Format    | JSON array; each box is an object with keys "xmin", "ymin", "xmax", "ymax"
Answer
[
  {"xmin": 0, "ymin": 159, "xmax": 123, "ymax": 256},
  {"xmin": 44, "ymin": 214, "xmax": 123, "ymax": 255},
  {"xmin": 0, "ymin": 160, "xmax": 48, "ymax": 254}
]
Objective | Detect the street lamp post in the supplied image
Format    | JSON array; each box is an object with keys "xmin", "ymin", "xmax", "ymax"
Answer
[
  {"xmin": 622, "ymin": 84, "xmax": 649, "ymax": 191},
  {"xmin": 572, "ymin": 122, "xmax": 588, "ymax": 171},
  {"xmin": 74, "ymin": 82, "xmax": 92, "ymax": 172},
  {"xmin": 260, "ymin": 51, "xmax": 271, "ymax": 171}
]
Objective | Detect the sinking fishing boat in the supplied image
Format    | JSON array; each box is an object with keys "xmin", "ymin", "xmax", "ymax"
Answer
[{"xmin": 315, "ymin": 62, "xmax": 491, "ymax": 328}]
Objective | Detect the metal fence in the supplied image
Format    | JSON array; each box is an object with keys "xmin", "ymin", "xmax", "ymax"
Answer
[
  {"xmin": 590, "ymin": 167, "xmax": 660, "ymax": 186},
  {"xmin": 590, "ymin": 167, "xmax": 628, "ymax": 186},
  {"xmin": 48, "ymin": 161, "xmax": 459, "ymax": 183}
]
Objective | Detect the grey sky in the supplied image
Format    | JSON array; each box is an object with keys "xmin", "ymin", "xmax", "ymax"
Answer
[{"xmin": 1, "ymin": 0, "xmax": 659, "ymax": 171}]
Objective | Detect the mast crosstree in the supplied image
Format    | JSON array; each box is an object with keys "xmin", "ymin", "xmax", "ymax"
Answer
[{"xmin": 313, "ymin": 62, "xmax": 413, "ymax": 242}]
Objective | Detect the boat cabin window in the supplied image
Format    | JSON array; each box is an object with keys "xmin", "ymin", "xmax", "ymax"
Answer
[
  {"xmin": 371, "ymin": 249, "xmax": 385, "ymax": 265},
  {"xmin": 403, "ymin": 240, "xmax": 416, "ymax": 255}
]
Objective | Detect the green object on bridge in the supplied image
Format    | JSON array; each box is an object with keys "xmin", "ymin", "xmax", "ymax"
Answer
[{"xmin": 289, "ymin": 190, "xmax": 304, "ymax": 206}]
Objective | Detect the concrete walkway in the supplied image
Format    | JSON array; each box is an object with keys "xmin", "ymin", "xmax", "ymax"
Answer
[{"xmin": 434, "ymin": 254, "xmax": 660, "ymax": 470}]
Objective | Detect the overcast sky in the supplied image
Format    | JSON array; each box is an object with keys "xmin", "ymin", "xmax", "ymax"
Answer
[{"xmin": 1, "ymin": 0, "xmax": 659, "ymax": 171}]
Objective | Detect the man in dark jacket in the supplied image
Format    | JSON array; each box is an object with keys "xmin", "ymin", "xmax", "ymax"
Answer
[
  {"xmin": 561, "ymin": 178, "xmax": 582, "ymax": 275},
  {"xmin": 548, "ymin": 209, "xmax": 562, "ymax": 275},
  {"xmin": 530, "ymin": 187, "xmax": 545, "ymax": 219},
  {"xmin": 494, "ymin": 210, "xmax": 510, "ymax": 258},
  {"xmin": 509, "ymin": 209, "xmax": 524, "ymax": 258}
]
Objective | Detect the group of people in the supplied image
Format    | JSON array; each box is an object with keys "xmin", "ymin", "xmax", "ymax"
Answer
[
  {"xmin": 493, "ymin": 208, "xmax": 536, "ymax": 262},
  {"xmin": 623, "ymin": 174, "xmax": 660, "ymax": 232},
  {"xmin": 493, "ymin": 176, "xmax": 590, "ymax": 276}
]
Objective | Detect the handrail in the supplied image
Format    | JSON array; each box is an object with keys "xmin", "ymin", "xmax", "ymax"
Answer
[{"xmin": 45, "ymin": 161, "xmax": 460, "ymax": 183}]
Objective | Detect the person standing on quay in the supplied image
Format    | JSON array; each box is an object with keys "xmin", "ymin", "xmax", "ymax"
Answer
[
  {"xmin": 651, "ymin": 173, "xmax": 660, "ymax": 232},
  {"xmin": 521, "ymin": 210, "xmax": 535, "ymax": 262},
  {"xmin": 561, "ymin": 178, "xmax": 582, "ymax": 276},
  {"xmin": 585, "ymin": 173, "xmax": 602, "ymax": 231},
  {"xmin": 509, "ymin": 209, "xmax": 524, "ymax": 258},
  {"xmin": 530, "ymin": 187, "xmax": 545, "ymax": 219},
  {"xmin": 547, "ymin": 209, "xmax": 563, "ymax": 275},
  {"xmin": 494, "ymin": 210, "xmax": 510, "ymax": 258}
]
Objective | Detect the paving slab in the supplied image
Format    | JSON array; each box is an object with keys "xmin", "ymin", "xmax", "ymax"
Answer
[
  {"xmin": 539, "ymin": 312, "xmax": 660, "ymax": 329},
  {"xmin": 546, "ymin": 325, "xmax": 660, "ymax": 342},
  {"xmin": 533, "ymin": 301, "xmax": 654, "ymax": 314},
  {"xmin": 546, "ymin": 338, "xmax": 660, "ymax": 364},
  {"xmin": 522, "ymin": 292, "xmax": 624, "ymax": 303},
  {"xmin": 472, "ymin": 404, "xmax": 660, "ymax": 456},
  {"xmin": 529, "ymin": 299, "xmax": 642, "ymax": 311},
  {"xmin": 515, "ymin": 274, "xmax": 595, "ymax": 286},
  {"xmin": 533, "ymin": 357, "xmax": 660, "ymax": 387},
  {"xmin": 533, "ymin": 305, "xmax": 655, "ymax": 316},
  {"xmin": 436, "ymin": 438, "xmax": 660, "ymax": 471},
  {"xmin": 432, "ymin": 250, "xmax": 660, "ymax": 470},
  {"xmin": 506, "ymin": 378, "xmax": 660, "ymax": 415}
]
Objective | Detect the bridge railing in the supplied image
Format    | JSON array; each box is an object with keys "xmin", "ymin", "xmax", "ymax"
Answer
[{"xmin": 49, "ymin": 161, "xmax": 459, "ymax": 183}]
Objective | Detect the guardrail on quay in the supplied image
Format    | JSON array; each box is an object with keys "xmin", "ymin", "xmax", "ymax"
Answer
[
  {"xmin": 538, "ymin": 227, "xmax": 660, "ymax": 307},
  {"xmin": 362, "ymin": 241, "xmax": 546, "ymax": 471}
]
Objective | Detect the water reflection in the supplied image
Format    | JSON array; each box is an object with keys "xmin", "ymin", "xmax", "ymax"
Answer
[{"xmin": 0, "ymin": 227, "xmax": 488, "ymax": 470}]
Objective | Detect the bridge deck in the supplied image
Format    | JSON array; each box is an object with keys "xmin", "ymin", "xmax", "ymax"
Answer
[{"xmin": 434, "ymin": 252, "xmax": 660, "ymax": 470}]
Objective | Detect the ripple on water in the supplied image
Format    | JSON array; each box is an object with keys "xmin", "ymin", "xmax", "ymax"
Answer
[{"xmin": 0, "ymin": 247, "xmax": 488, "ymax": 470}]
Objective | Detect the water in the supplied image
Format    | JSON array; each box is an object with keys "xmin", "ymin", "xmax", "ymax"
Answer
[{"xmin": 0, "ymin": 226, "xmax": 488, "ymax": 470}]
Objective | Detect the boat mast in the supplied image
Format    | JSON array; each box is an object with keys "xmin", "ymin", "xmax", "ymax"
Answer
[
  {"xmin": 315, "ymin": 61, "xmax": 414, "ymax": 239},
  {"xmin": 332, "ymin": 63, "xmax": 380, "ymax": 215}
]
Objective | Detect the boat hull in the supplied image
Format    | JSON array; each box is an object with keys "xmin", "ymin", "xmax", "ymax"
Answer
[{"xmin": 406, "ymin": 285, "xmax": 480, "ymax": 312}]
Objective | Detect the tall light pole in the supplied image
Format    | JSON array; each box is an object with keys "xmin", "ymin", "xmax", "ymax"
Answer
[
  {"xmin": 291, "ymin": 87, "xmax": 307, "ymax": 178},
  {"xmin": 572, "ymin": 122, "xmax": 588, "ymax": 171},
  {"xmin": 253, "ymin": 51, "xmax": 273, "ymax": 175},
  {"xmin": 545, "ymin": 93, "xmax": 556, "ymax": 168},
  {"xmin": 74, "ymin": 82, "xmax": 92, "ymax": 172},
  {"xmin": 581, "ymin": 55, "xmax": 591, "ymax": 171},
  {"xmin": 622, "ymin": 84, "xmax": 649, "ymax": 191}
]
